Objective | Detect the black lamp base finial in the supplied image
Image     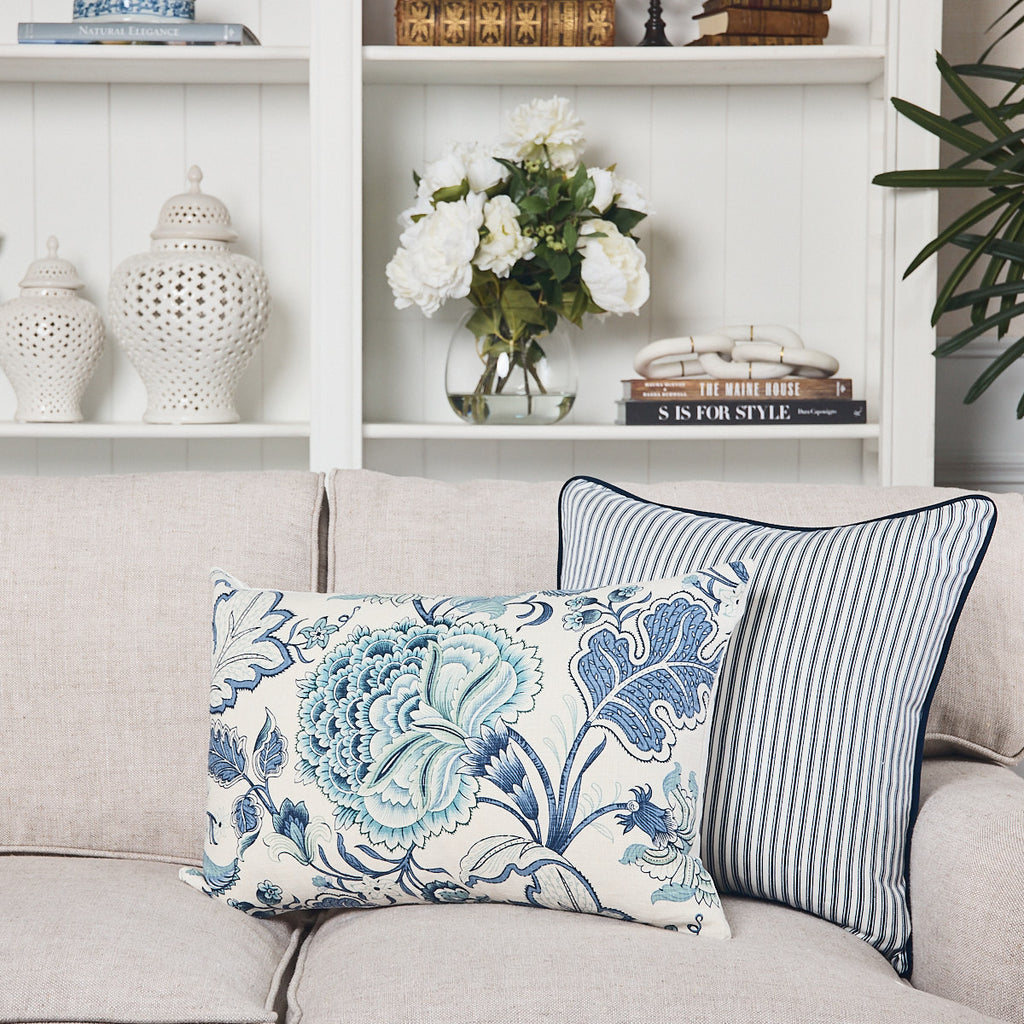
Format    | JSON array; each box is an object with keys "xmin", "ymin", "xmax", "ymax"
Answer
[{"xmin": 638, "ymin": 0, "xmax": 671, "ymax": 47}]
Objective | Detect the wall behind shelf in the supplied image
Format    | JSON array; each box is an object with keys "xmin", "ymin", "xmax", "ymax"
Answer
[{"xmin": 0, "ymin": 0, "xmax": 310, "ymax": 474}]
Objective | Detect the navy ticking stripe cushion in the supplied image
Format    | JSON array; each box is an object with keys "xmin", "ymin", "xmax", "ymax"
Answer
[{"xmin": 557, "ymin": 476, "xmax": 997, "ymax": 976}]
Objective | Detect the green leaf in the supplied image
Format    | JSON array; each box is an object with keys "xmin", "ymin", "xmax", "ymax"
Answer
[
  {"xmin": 873, "ymin": 168, "xmax": 1024, "ymax": 188},
  {"xmin": 563, "ymin": 222, "xmax": 578, "ymax": 253},
  {"xmin": 549, "ymin": 251, "xmax": 572, "ymax": 282},
  {"xmin": 904, "ymin": 189, "xmax": 1024, "ymax": 278},
  {"xmin": 965, "ymin": 334, "xmax": 1024, "ymax": 401},
  {"xmin": 932, "ymin": 202, "xmax": 1024, "ymax": 322},
  {"xmin": 980, "ymin": 1, "xmax": 1024, "ymax": 62},
  {"xmin": 499, "ymin": 281, "xmax": 547, "ymax": 328},
  {"xmin": 431, "ymin": 180, "xmax": 469, "ymax": 204},
  {"xmin": 887, "ymin": 96, "xmax": 992, "ymax": 157},
  {"xmin": 949, "ymin": 126, "xmax": 1024, "ymax": 170},
  {"xmin": 937, "ymin": 52, "xmax": 1020, "ymax": 146},
  {"xmin": 465, "ymin": 305, "xmax": 500, "ymax": 340},
  {"xmin": 517, "ymin": 195, "xmax": 549, "ymax": 216},
  {"xmin": 933, "ymin": 299, "xmax": 1024, "ymax": 355},
  {"xmin": 944, "ymin": 277, "xmax": 1024, "ymax": 312},
  {"xmin": 606, "ymin": 207, "xmax": 647, "ymax": 235},
  {"xmin": 574, "ymin": 176, "xmax": 596, "ymax": 212}
]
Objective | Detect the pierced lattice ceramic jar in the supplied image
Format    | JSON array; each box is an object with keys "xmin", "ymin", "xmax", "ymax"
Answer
[
  {"xmin": 108, "ymin": 166, "xmax": 270, "ymax": 424},
  {"xmin": 0, "ymin": 237, "xmax": 104, "ymax": 422}
]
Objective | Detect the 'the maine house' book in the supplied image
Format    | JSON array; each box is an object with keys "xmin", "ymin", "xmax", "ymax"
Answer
[
  {"xmin": 621, "ymin": 377, "xmax": 854, "ymax": 401},
  {"xmin": 616, "ymin": 398, "xmax": 867, "ymax": 425}
]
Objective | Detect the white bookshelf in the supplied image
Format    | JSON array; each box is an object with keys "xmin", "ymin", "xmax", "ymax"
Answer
[{"xmin": 0, "ymin": 0, "xmax": 942, "ymax": 484}]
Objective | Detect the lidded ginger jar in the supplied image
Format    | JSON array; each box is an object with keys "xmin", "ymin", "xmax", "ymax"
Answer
[
  {"xmin": 0, "ymin": 237, "xmax": 104, "ymax": 422},
  {"xmin": 108, "ymin": 165, "xmax": 270, "ymax": 424}
]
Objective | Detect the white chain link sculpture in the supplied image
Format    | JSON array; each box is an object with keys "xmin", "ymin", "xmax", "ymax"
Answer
[{"xmin": 633, "ymin": 325, "xmax": 839, "ymax": 380}]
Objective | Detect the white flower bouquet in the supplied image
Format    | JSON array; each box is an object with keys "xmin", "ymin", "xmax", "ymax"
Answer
[{"xmin": 386, "ymin": 96, "xmax": 651, "ymax": 424}]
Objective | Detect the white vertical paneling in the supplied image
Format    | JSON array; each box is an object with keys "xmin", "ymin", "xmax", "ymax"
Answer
[
  {"xmin": 724, "ymin": 440, "xmax": 799, "ymax": 482},
  {"xmin": 109, "ymin": 83, "xmax": 187, "ymax": 424},
  {"xmin": 185, "ymin": 83, "xmax": 264, "ymax": 420},
  {"xmin": 2, "ymin": 2, "xmax": 32, "ymax": 44},
  {"xmin": 363, "ymin": 84, "xmax": 427, "ymax": 423},
  {"xmin": 497, "ymin": 440, "xmax": 574, "ymax": 482},
  {"xmin": 0, "ymin": 84, "xmax": 35, "ymax": 422},
  {"xmin": 571, "ymin": 86, "xmax": 653, "ymax": 425},
  {"xmin": 259, "ymin": 0, "xmax": 310, "ymax": 46},
  {"xmin": 260, "ymin": 83, "xmax": 310, "ymax": 422},
  {"xmin": 572, "ymin": 440, "xmax": 648, "ymax": 483},
  {"xmin": 30, "ymin": 0, "xmax": 68, "ymax": 23},
  {"xmin": 195, "ymin": 0, "xmax": 259, "ymax": 32},
  {"xmin": 800, "ymin": 85, "xmax": 870, "ymax": 395},
  {"xmin": 33, "ymin": 83, "xmax": 111, "ymax": 429},
  {"xmin": 36, "ymin": 440, "xmax": 111, "ymax": 475},
  {"xmin": 260, "ymin": 437, "xmax": 309, "ymax": 469},
  {"xmin": 723, "ymin": 85, "xmax": 803, "ymax": 325},
  {"xmin": 186, "ymin": 438, "xmax": 262, "ymax": 469},
  {"xmin": 0, "ymin": 442, "xmax": 38, "ymax": 474},
  {"xmin": 798, "ymin": 439, "xmax": 868, "ymax": 483},
  {"xmin": 112, "ymin": 438, "xmax": 188, "ymax": 473},
  {"xmin": 648, "ymin": 438, "xmax": 726, "ymax": 482},
  {"xmin": 424, "ymin": 439, "xmax": 499, "ymax": 480},
  {"xmin": 363, "ymin": 439, "xmax": 426, "ymax": 478}
]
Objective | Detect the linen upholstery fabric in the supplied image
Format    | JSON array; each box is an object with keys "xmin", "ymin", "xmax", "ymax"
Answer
[
  {"xmin": 0, "ymin": 856, "xmax": 302, "ymax": 1024},
  {"xmin": 0, "ymin": 471, "xmax": 324, "ymax": 864},
  {"xmin": 287, "ymin": 899, "xmax": 1003, "ymax": 1024},
  {"xmin": 557, "ymin": 476, "xmax": 996, "ymax": 976},
  {"xmin": 183, "ymin": 567, "xmax": 750, "ymax": 937},
  {"xmin": 327, "ymin": 469, "xmax": 1024, "ymax": 764},
  {"xmin": 911, "ymin": 759, "xmax": 1024, "ymax": 1024}
]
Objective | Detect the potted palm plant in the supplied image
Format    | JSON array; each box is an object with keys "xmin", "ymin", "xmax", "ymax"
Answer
[{"xmin": 874, "ymin": 2, "xmax": 1024, "ymax": 415}]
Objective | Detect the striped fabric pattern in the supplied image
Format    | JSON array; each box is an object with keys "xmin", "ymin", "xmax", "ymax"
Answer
[{"xmin": 557, "ymin": 476, "xmax": 997, "ymax": 976}]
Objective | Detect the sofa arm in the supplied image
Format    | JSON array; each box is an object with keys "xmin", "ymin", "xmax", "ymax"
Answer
[{"xmin": 911, "ymin": 758, "xmax": 1024, "ymax": 1023}]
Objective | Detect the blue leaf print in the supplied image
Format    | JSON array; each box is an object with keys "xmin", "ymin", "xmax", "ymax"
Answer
[
  {"xmin": 570, "ymin": 593, "xmax": 722, "ymax": 760},
  {"xmin": 210, "ymin": 586, "xmax": 294, "ymax": 714},
  {"xmin": 651, "ymin": 881, "xmax": 698, "ymax": 903},
  {"xmin": 253, "ymin": 710, "xmax": 287, "ymax": 779},
  {"xmin": 233, "ymin": 793, "xmax": 260, "ymax": 836},
  {"xmin": 209, "ymin": 724, "xmax": 247, "ymax": 787}
]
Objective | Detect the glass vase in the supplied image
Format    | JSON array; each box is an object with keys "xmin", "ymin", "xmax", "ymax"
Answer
[{"xmin": 445, "ymin": 308, "xmax": 578, "ymax": 425}]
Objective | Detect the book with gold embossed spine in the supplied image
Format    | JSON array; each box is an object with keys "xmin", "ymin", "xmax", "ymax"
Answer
[{"xmin": 395, "ymin": 0, "xmax": 615, "ymax": 47}]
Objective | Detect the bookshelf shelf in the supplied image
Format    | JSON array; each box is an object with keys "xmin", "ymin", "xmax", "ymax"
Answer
[
  {"xmin": 363, "ymin": 422, "xmax": 881, "ymax": 442},
  {"xmin": 362, "ymin": 44, "xmax": 885, "ymax": 87},
  {"xmin": 0, "ymin": 44, "xmax": 309, "ymax": 84},
  {"xmin": 0, "ymin": 421, "xmax": 310, "ymax": 440}
]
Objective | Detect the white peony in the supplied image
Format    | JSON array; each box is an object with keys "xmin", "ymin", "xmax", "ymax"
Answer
[
  {"xmin": 386, "ymin": 192, "xmax": 486, "ymax": 316},
  {"xmin": 579, "ymin": 220, "xmax": 649, "ymax": 315},
  {"xmin": 418, "ymin": 140, "xmax": 507, "ymax": 200},
  {"xmin": 474, "ymin": 195, "xmax": 537, "ymax": 277},
  {"xmin": 587, "ymin": 167, "xmax": 651, "ymax": 214},
  {"xmin": 504, "ymin": 96, "xmax": 586, "ymax": 171}
]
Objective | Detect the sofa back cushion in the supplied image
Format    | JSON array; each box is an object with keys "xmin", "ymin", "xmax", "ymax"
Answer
[
  {"xmin": 327, "ymin": 470, "xmax": 1024, "ymax": 766},
  {"xmin": 0, "ymin": 471, "xmax": 324, "ymax": 864}
]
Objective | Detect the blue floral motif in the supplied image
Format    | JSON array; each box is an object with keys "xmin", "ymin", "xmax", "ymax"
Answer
[
  {"xmin": 296, "ymin": 619, "xmax": 542, "ymax": 850},
  {"xmin": 298, "ymin": 616, "xmax": 339, "ymax": 649}
]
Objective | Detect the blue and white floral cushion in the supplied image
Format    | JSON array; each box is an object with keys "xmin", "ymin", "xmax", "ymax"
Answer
[{"xmin": 181, "ymin": 566, "xmax": 751, "ymax": 937}]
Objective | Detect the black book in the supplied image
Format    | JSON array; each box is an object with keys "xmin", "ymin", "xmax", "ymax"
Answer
[{"xmin": 616, "ymin": 398, "xmax": 866, "ymax": 426}]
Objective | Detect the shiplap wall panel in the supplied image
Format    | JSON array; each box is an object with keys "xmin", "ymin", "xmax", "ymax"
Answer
[{"xmin": 0, "ymin": 1, "xmax": 311, "ymax": 475}]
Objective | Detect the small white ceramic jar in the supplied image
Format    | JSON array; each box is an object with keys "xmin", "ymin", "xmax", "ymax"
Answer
[
  {"xmin": 108, "ymin": 166, "xmax": 270, "ymax": 424},
  {"xmin": 0, "ymin": 237, "xmax": 104, "ymax": 423}
]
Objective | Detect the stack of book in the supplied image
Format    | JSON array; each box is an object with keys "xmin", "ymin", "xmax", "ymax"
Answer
[
  {"xmin": 394, "ymin": 0, "xmax": 615, "ymax": 47},
  {"xmin": 18, "ymin": 21, "xmax": 259, "ymax": 45},
  {"xmin": 615, "ymin": 375, "xmax": 866, "ymax": 426},
  {"xmin": 686, "ymin": 0, "xmax": 831, "ymax": 47}
]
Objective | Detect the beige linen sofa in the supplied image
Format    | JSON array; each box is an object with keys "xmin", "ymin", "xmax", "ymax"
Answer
[{"xmin": 1, "ymin": 468, "xmax": 1022, "ymax": 1024}]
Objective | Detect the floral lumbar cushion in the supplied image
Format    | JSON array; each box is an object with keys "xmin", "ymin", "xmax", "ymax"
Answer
[{"xmin": 181, "ymin": 566, "xmax": 750, "ymax": 937}]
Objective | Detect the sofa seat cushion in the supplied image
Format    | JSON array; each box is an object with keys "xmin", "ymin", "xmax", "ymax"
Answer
[
  {"xmin": 287, "ymin": 899, "xmax": 1002, "ymax": 1024},
  {"xmin": 0, "ymin": 856, "xmax": 304, "ymax": 1024}
]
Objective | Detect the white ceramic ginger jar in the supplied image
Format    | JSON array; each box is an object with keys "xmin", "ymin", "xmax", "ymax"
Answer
[
  {"xmin": 0, "ymin": 237, "xmax": 104, "ymax": 422},
  {"xmin": 108, "ymin": 166, "xmax": 270, "ymax": 424}
]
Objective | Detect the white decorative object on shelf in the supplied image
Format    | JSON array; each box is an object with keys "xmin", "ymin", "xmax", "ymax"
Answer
[
  {"xmin": 633, "ymin": 325, "xmax": 840, "ymax": 381},
  {"xmin": 108, "ymin": 166, "xmax": 270, "ymax": 424},
  {"xmin": 0, "ymin": 237, "xmax": 104, "ymax": 423},
  {"xmin": 73, "ymin": 0, "xmax": 194, "ymax": 22}
]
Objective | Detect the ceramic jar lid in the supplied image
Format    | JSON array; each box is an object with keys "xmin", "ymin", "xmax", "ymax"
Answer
[
  {"xmin": 19, "ymin": 236, "xmax": 85, "ymax": 292},
  {"xmin": 151, "ymin": 165, "xmax": 238, "ymax": 243}
]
